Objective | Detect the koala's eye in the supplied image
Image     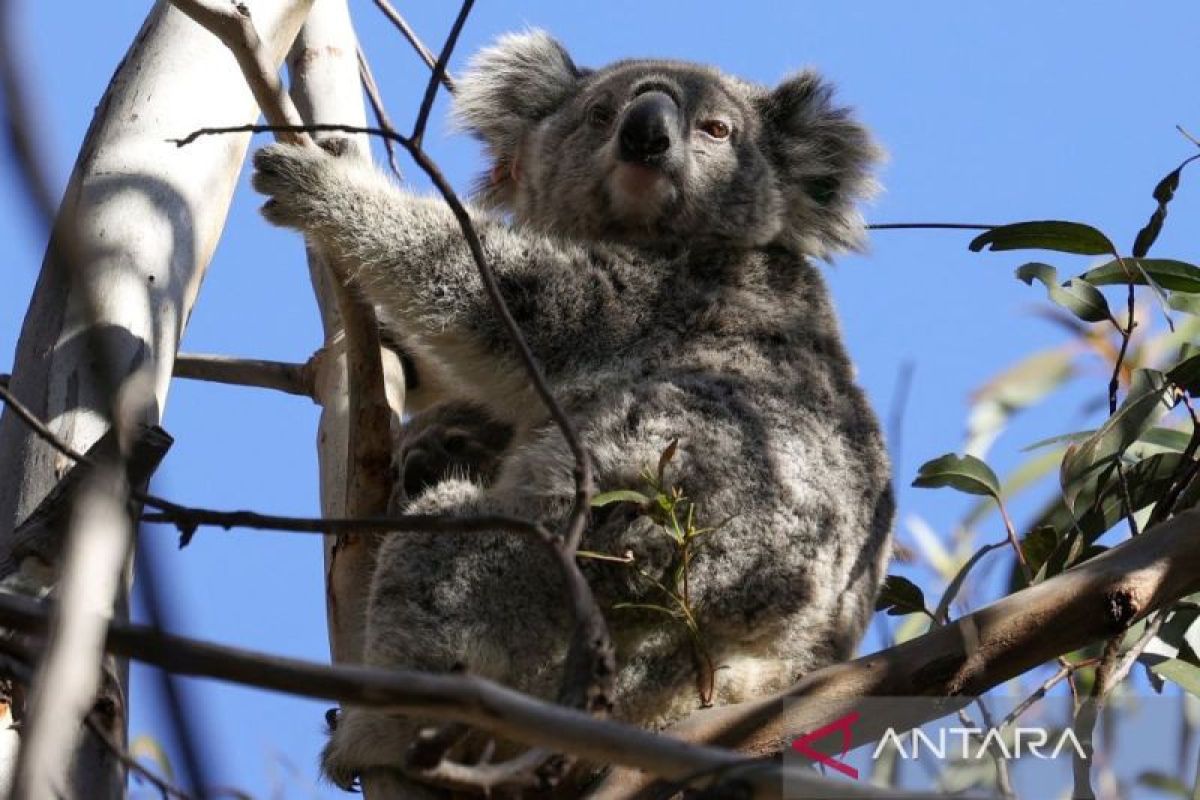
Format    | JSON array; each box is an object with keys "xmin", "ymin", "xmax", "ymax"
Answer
[
  {"xmin": 588, "ymin": 104, "xmax": 615, "ymax": 129},
  {"xmin": 699, "ymin": 119, "xmax": 732, "ymax": 141}
]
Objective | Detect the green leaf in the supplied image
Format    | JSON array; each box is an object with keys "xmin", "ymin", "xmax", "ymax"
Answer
[
  {"xmin": 591, "ymin": 489, "xmax": 649, "ymax": 508},
  {"xmin": 1158, "ymin": 606, "xmax": 1200, "ymax": 666},
  {"xmin": 1132, "ymin": 153, "xmax": 1199, "ymax": 259},
  {"xmin": 1169, "ymin": 354, "xmax": 1200, "ymax": 396},
  {"xmin": 1059, "ymin": 369, "xmax": 1172, "ymax": 509},
  {"xmin": 962, "ymin": 447, "xmax": 1064, "ymax": 529},
  {"xmin": 969, "ymin": 221, "xmax": 1113, "ymax": 255},
  {"xmin": 1020, "ymin": 526, "xmax": 1060, "ymax": 579},
  {"xmin": 1015, "ymin": 262, "xmax": 1112, "ymax": 323},
  {"xmin": 1027, "ymin": 453, "xmax": 1183, "ymax": 589},
  {"xmin": 1147, "ymin": 656, "xmax": 1200, "ymax": 699},
  {"xmin": 965, "ymin": 348, "xmax": 1076, "ymax": 457},
  {"xmin": 1068, "ymin": 453, "xmax": 1181, "ymax": 545},
  {"xmin": 875, "ymin": 575, "xmax": 928, "ymax": 617},
  {"xmin": 1023, "ymin": 425, "xmax": 1192, "ymax": 457},
  {"xmin": 1137, "ymin": 771, "xmax": 1191, "ymax": 798},
  {"xmin": 1168, "ymin": 292, "xmax": 1200, "ymax": 316},
  {"xmin": 1083, "ymin": 258, "xmax": 1200, "ymax": 293},
  {"xmin": 913, "ymin": 453, "xmax": 1001, "ymax": 498}
]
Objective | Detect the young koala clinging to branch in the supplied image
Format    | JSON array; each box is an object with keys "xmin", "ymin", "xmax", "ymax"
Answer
[{"xmin": 253, "ymin": 30, "xmax": 894, "ymax": 791}]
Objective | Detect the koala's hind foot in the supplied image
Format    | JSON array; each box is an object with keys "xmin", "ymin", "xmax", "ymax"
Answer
[
  {"xmin": 390, "ymin": 400, "xmax": 514, "ymax": 511},
  {"xmin": 321, "ymin": 707, "xmax": 443, "ymax": 795}
]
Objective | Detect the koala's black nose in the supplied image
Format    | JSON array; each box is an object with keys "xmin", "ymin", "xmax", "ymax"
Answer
[{"xmin": 618, "ymin": 91, "xmax": 678, "ymax": 165}]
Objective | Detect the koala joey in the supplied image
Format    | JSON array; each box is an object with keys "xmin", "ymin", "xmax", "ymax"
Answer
[
  {"xmin": 388, "ymin": 400, "xmax": 513, "ymax": 512},
  {"xmin": 253, "ymin": 30, "xmax": 894, "ymax": 792}
]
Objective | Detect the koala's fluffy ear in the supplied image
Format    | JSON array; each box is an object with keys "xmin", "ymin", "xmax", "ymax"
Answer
[
  {"xmin": 454, "ymin": 31, "xmax": 584, "ymax": 207},
  {"xmin": 759, "ymin": 71, "xmax": 882, "ymax": 258}
]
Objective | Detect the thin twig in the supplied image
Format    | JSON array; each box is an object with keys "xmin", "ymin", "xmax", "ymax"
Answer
[
  {"xmin": 369, "ymin": 0, "xmax": 455, "ymax": 93},
  {"xmin": 867, "ymin": 222, "xmax": 998, "ymax": 231},
  {"xmin": 357, "ymin": 45, "xmax": 403, "ymax": 180},
  {"xmin": 959, "ymin": 700, "xmax": 1014, "ymax": 799},
  {"xmin": 996, "ymin": 497, "xmax": 1034, "ymax": 585},
  {"xmin": 998, "ymin": 657, "xmax": 1099, "ymax": 731},
  {"xmin": 1072, "ymin": 637, "xmax": 1123, "ymax": 800},
  {"xmin": 1108, "ymin": 263, "xmax": 1141, "ymax": 538},
  {"xmin": 410, "ymin": 0, "xmax": 473, "ymax": 147}
]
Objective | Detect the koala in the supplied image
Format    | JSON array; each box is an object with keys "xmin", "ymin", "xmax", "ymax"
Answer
[
  {"xmin": 389, "ymin": 400, "xmax": 514, "ymax": 512},
  {"xmin": 252, "ymin": 30, "xmax": 894, "ymax": 793}
]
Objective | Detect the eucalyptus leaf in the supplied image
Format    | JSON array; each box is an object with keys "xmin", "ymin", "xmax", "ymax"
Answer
[
  {"xmin": 875, "ymin": 575, "xmax": 928, "ymax": 617},
  {"xmin": 913, "ymin": 453, "xmax": 1001, "ymax": 498},
  {"xmin": 1169, "ymin": 353, "xmax": 1200, "ymax": 396},
  {"xmin": 963, "ymin": 447, "xmax": 1063, "ymax": 529},
  {"xmin": 965, "ymin": 348, "xmax": 1076, "ymax": 457},
  {"xmin": 1167, "ymin": 292, "xmax": 1200, "ymax": 316},
  {"xmin": 1156, "ymin": 605, "xmax": 1200, "ymax": 665},
  {"xmin": 1083, "ymin": 258, "xmax": 1200, "ymax": 293},
  {"xmin": 1020, "ymin": 526, "xmax": 1059, "ymax": 580},
  {"xmin": 1147, "ymin": 656, "xmax": 1200, "ymax": 699},
  {"xmin": 591, "ymin": 489, "xmax": 650, "ymax": 507},
  {"xmin": 969, "ymin": 221, "xmax": 1114, "ymax": 255},
  {"xmin": 1136, "ymin": 771, "xmax": 1190, "ymax": 798},
  {"xmin": 1015, "ymin": 262, "xmax": 1112, "ymax": 323},
  {"xmin": 1059, "ymin": 369, "xmax": 1172, "ymax": 509},
  {"xmin": 1132, "ymin": 153, "xmax": 1199, "ymax": 259},
  {"xmin": 1023, "ymin": 426, "xmax": 1191, "ymax": 455}
]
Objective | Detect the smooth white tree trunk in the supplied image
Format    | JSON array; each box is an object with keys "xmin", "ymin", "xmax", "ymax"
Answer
[{"xmin": 0, "ymin": 2, "xmax": 314, "ymax": 796}]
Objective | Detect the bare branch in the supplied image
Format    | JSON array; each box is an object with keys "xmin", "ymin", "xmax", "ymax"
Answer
[
  {"xmin": 168, "ymin": 0, "xmax": 309, "ymax": 140},
  {"xmin": 173, "ymin": 352, "xmax": 315, "ymax": 397},
  {"xmin": 369, "ymin": 0, "xmax": 455, "ymax": 92},
  {"xmin": 0, "ymin": 592, "xmax": 890, "ymax": 799},
  {"xmin": 410, "ymin": 0, "xmax": 472, "ymax": 146},
  {"xmin": 592, "ymin": 507, "xmax": 1200, "ymax": 797},
  {"xmin": 357, "ymin": 45, "xmax": 403, "ymax": 180}
]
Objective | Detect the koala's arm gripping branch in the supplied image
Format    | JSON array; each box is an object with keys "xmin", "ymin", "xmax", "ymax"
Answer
[{"xmin": 289, "ymin": 166, "xmax": 643, "ymax": 376}]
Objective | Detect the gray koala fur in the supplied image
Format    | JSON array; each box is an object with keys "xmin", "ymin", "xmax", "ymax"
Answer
[{"xmin": 252, "ymin": 29, "xmax": 893, "ymax": 792}]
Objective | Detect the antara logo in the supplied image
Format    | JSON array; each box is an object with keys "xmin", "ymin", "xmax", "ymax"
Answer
[
  {"xmin": 790, "ymin": 711, "xmax": 860, "ymax": 779},
  {"xmin": 874, "ymin": 726, "xmax": 1088, "ymax": 761},
  {"xmin": 791, "ymin": 711, "xmax": 1089, "ymax": 781}
]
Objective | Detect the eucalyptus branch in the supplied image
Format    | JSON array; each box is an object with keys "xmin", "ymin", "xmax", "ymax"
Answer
[
  {"xmin": 357, "ymin": 45, "xmax": 403, "ymax": 180},
  {"xmin": 369, "ymin": 0, "xmax": 455, "ymax": 92},
  {"xmin": 0, "ymin": 592, "xmax": 885, "ymax": 799},
  {"xmin": 410, "ymin": 0, "xmax": 471, "ymax": 147},
  {"xmin": 173, "ymin": 352, "xmax": 315, "ymax": 397}
]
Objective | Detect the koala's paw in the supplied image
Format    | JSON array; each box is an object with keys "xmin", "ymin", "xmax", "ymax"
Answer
[
  {"xmin": 320, "ymin": 707, "xmax": 397, "ymax": 791},
  {"xmin": 251, "ymin": 138, "xmax": 360, "ymax": 230},
  {"xmin": 394, "ymin": 402, "xmax": 514, "ymax": 505}
]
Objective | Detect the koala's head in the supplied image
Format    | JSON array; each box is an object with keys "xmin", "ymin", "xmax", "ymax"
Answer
[{"xmin": 454, "ymin": 30, "xmax": 880, "ymax": 257}]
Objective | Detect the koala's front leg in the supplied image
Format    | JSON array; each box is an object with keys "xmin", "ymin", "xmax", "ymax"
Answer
[{"xmin": 253, "ymin": 142, "xmax": 647, "ymax": 397}]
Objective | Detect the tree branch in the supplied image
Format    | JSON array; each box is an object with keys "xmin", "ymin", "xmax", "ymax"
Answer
[
  {"xmin": 591, "ymin": 507, "xmax": 1200, "ymax": 797},
  {"xmin": 173, "ymin": 352, "xmax": 315, "ymax": 397},
  {"xmin": 0, "ymin": 592, "xmax": 889, "ymax": 799},
  {"xmin": 368, "ymin": 0, "xmax": 455, "ymax": 92}
]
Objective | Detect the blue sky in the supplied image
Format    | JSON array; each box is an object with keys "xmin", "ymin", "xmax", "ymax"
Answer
[{"xmin": 3, "ymin": 1, "xmax": 1200, "ymax": 796}]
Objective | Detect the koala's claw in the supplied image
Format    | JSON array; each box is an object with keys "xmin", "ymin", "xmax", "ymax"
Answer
[{"xmin": 251, "ymin": 142, "xmax": 337, "ymax": 230}]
